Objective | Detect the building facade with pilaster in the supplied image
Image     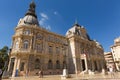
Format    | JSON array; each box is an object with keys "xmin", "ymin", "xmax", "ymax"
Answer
[
  {"xmin": 111, "ymin": 37, "xmax": 120, "ymax": 71},
  {"xmin": 7, "ymin": 1, "xmax": 106, "ymax": 77}
]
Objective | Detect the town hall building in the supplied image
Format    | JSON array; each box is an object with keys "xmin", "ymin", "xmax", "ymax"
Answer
[{"xmin": 7, "ymin": 1, "xmax": 106, "ymax": 77}]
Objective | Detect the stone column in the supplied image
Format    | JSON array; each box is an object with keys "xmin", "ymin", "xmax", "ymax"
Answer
[
  {"xmin": 91, "ymin": 60, "xmax": 95, "ymax": 71},
  {"xmin": 85, "ymin": 57, "xmax": 88, "ymax": 71},
  {"xmin": 7, "ymin": 58, "xmax": 12, "ymax": 72},
  {"xmin": 16, "ymin": 58, "xmax": 20, "ymax": 70},
  {"xmin": 73, "ymin": 58, "xmax": 78, "ymax": 74},
  {"xmin": 12, "ymin": 57, "xmax": 18, "ymax": 77},
  {"xmin": 97, "ymin": 60, "xmax": 100, "ymax": 71}
]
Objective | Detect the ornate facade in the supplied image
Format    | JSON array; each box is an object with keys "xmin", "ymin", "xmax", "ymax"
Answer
[
  {"xmin": 7, "ymin": 1, "xmax": 106, "ymax": 77},
  {"xmin": 111, "ymin": 37, "xmax": 120, "ymax": 71},
  {"xmin": 104, "ymin": 52, "xmax": 115, "ymax": 71}
]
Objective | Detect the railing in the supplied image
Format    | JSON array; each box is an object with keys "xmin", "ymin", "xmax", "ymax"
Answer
[{"xmin": 11, "ymin": 49, "xmax": 31, "ymax": 53}]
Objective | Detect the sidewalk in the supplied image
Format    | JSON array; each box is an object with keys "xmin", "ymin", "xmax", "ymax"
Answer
[{"xmin": 2, "ymin": 72, "xmax": 120, "ymax": 80}]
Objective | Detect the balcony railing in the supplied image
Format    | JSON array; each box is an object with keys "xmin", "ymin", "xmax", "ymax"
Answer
[{"xmin": 11, "ymin": 48, "xmax": 31, "ymax": 53}]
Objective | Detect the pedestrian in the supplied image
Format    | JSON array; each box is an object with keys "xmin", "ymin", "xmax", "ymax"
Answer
[
  {"xmin": 109, "ymin": 66, "xmax": 114, "ymax": 78},
  {"xmin": 39, "ymin": 70, "xmax": 43, "ymax": 78},
  {"xmin": 0, "ymin": 69, "xmax": 2, "ymax": 80},
  {"xmin": 25, "ymin": 69, "xmax": 28, "ymax": 78}
]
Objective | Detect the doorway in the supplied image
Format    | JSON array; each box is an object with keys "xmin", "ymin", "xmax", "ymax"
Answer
[
  {"xmin": 81, "ymin": 59, "xmax": 85, "ymax": 71},
  {"xmin": 9, "ymin": 58, "xmax": 15, "ymax": 76}
]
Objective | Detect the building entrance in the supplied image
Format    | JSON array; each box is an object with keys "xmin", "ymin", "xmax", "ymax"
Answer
[
  {"xmin": 94, "ymin": 61, "xmax": 98, "ymax": 71},
  {"xmin": 81, "ymin": 59, "xmax": 85, "ymax": 71},
  {"xmin": 9, "ymin": 58, "xmax": 15, "ymax": 76}
]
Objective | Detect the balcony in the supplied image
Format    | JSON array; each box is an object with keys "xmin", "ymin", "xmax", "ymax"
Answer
[{"xmin": 11, "ymin": 48, "xmax": 31, "ymax": 54}]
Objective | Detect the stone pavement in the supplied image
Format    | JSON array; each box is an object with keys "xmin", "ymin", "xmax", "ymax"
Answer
[{"xmin": 2, "ymin": 72, "xmax": 120, "ymax": 80}]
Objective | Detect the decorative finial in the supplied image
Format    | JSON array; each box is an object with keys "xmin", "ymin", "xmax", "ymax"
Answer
[
  {"xmin": 75, "ymin": 18, "xmax": 78, "ymax": 24},
  {"xmin": 73, "ymin": 18, "xmax": 80, "ymax": 27},
  {"xmin": 25, "ymin": 0, "xmax": 37, "ymax": 18}
]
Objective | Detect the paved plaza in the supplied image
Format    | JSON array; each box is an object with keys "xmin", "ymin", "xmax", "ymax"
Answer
[{"xmin": 2, "ymin": 72, "xmax": 120, "ymax": 80}]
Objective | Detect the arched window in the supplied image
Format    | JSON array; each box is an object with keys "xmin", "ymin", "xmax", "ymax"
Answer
[
  {"xmin": 56, "ymin": 60, "xmax": 60, "ymax": 69},
  {"xmin": 23, "ymin": 40, "xmax": 29, "ymax": 49},
  {"xmin": 48, "ymin": 60, "xmax": 53, "ymax": 69},
  {"xmin": 15, "ymin": 41, "xmax": 19, "ymax": 49},
  {"xmin": 35, "ymin": 59, "xmax": 40, "ymax": 69}
]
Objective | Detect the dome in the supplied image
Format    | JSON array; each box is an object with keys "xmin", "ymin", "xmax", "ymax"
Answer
[
  {"xmin": 66, "ymin": 23, "xmax": 81, "ymax": 36},
  {"xmin": 114, "ymin": 37, "xmax": 120, "ymax": 44},
  {"xmin": 66, "ymin": 22, "xmax": 91, "ymax": 40},
  {"xmin": 19, "ymin": 1, "xmax": 39, "ymax": 26},
  {"xmin": 23, "ymin": 15, "xmax": 39, "ymax": 25}
]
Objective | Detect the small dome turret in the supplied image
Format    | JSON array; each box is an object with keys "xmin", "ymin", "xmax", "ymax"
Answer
[
  {"xmin": 114, "ymin": 37, "xmax": 120, "ymax": 44},
  {"xmin": 66, "ymin": 21, "xmax": 91, "ymax": 40}
]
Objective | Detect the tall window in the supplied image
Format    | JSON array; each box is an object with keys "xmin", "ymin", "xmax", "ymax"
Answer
[
  {"xmin": 23, "ymin": 40, "xmax": 29, "ymax": 49},
  {"xmin": 49, "ymin": 46, "xmax": 53, "ymax": 53},
  {"xmin": 48, "ymin": 60, "xmax": 53, "ymax": 69},
  {"xmin": 56, "ymin": 47, "xmax": 60, "ymax": 54},
  {"xmin": 36, "ymin": 44, "xmax": 43, "ymax": 53},
  {"xmin": 20, "ymin": 62, "xmax": 25, "ymax": 71},
  {"xmin": 56, "ymin": 60, "xmax": 60, "ymax": 69},
  {"xmin": 15, "ymin": 41, "xmax": 19, "ymax": 49},
  {"xmin": 35, "ymin": 59, "xmax": 40, "ymax": 69}
]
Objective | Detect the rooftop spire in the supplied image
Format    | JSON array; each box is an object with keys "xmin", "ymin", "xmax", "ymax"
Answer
[
  {"xmin": 75, "ymin": 18, "xmax": 78, "ymax": 24},
  {"xmin": 25, "ymin": 0, "xmax": 37, "ymax": 18},
  {"xmin": 74, "ymin": 19, "xmax": 80, "ymax": 27}
]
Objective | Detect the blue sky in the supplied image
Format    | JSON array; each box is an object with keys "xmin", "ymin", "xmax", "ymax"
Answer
[{"xmin": 0, "ymin": 0, "xmax": 120, "ymax": 52}]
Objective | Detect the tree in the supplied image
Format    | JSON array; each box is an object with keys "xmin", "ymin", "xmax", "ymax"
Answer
[{"xmin": 0, "ymin": 46, "xmax": 9, "ymax": 79}]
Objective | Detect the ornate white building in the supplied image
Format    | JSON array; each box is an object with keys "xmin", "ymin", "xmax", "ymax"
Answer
[
  {"xmin": 111, "ymin": 37, "xmax": 120, "ymax": 71},
  {"xmin": 104, "ymin": 52, "xmax": 115, "ymax": 71},
  {"xmin": 7, "ymin": 1, "xmax": 106, "ymax": 77}
]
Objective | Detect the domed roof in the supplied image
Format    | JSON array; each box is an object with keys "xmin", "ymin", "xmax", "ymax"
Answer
[
  {"xmin": 22, "ymin": 1, "xmax": 39, "ymax": 26},
  {"xmin": 66, "ymin": 23, "xmax": 82, "ymax": 36},
  {"xmin": 114, "ymin": 37, "xmax": 120, "ymax": 44},
  {"xmin": 23, "ymin": 15, "xmax": 39, "ymax": 25},
  {"xmin": 66, "ymin": 22, "xmax": 91, "ymax": 40}
]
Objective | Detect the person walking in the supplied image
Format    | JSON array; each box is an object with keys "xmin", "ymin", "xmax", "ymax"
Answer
[
  {"xmin": 109, "ymin": 66, "xmax": 114, "ymax": 78},
  {"xmin": 39, "ymin": 70, "xmax": 43, "ymax": 78}
]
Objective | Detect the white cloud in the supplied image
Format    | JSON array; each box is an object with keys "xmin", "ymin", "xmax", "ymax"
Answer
[
  {"xmin": 46, "ymin": 25, "xmax": 51, "ymax": 31},
  {"xmin": 39, "ymin": 12, "xmax": 49, "ymax": 26},
  {"xmin": 39, "ymin": 12, "xmax": 51, "ymax": 30},
  {"xmin": 40, "ymin": 13, "xmax": 48, "ymax": 20},
  {"xmin": 39, "ymin": 18, "xmax": 45, "ymax": 26}
]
